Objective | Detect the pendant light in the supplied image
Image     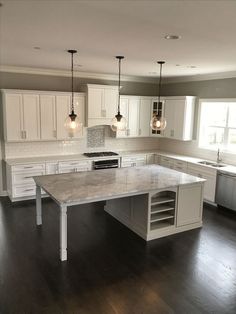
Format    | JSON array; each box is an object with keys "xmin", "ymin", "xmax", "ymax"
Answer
[
  {"xmin": 64, "ymin": 49, "xmax": 82, "ymax": 135},
  {"xmin": 150, "ymin": 61, "xmax": 167, "ymax": 131},
  {"xmin": 111, "ymin": 56, "xmax": 127, "ymax": 132}
]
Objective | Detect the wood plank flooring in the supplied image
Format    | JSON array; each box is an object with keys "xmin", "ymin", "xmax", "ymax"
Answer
[{"xmin": 0, "ymin": 197, "xmax": 235, "ymax": 314}]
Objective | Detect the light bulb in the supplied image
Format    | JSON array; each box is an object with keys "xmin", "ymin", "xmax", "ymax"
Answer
[{"xmin": 64, "ymin": 112, "xmax": 82, "ymax": 137}]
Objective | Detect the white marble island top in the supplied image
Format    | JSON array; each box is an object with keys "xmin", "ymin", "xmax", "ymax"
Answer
[{"xmin": 34, "ymin": 165, "xmax": 205, "ymax": 206}]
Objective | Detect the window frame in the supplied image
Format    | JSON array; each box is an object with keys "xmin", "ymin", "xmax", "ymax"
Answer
[{"xmin": 198, "ymin": 98, "xmax": 236, "ymax": 153}]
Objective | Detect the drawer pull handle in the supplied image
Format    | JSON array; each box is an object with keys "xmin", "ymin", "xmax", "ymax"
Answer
[
  {"xmin": 24, "ymin": 166, "xmax": 34, "ymax": 169},
  {"xmin": 24, "ymin": 189, "xmax": 34, "ymax": 192},
  {"xmin": 24, "ymin": 176, "xmax": 32, "ymax": 179}
]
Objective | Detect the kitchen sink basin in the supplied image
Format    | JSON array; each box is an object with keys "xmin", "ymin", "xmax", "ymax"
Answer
[
  {"xmin": 198, "ymin": 161, "xmax": 215, "ymax": 166},
  {"xmin": 211, "ymin": 164, "xmax": 226, "ymax": 168},
  {"xmin": 198, "ymin": 161, "xmax": 226, "ymax": 168}
]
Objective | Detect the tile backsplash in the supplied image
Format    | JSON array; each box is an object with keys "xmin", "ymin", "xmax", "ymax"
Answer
[{"xmin": 4, "ymin": 127, "xmax": 160, "ymax": 159}]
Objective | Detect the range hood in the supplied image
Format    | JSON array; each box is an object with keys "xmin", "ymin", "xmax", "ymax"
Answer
[{"xmin": 82, "ymin": 84, "xmax": 119, "ymax": 128}]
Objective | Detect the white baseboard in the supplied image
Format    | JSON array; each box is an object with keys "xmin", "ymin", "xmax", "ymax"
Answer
[{"xmin": 0, "ymin": 191, "xmax": 8, "ymax": 197}]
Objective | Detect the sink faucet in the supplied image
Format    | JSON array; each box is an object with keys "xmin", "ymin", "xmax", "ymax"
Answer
[{"xmin": 217, "ymin": 148, "xmax": 222, "ymax": 163}]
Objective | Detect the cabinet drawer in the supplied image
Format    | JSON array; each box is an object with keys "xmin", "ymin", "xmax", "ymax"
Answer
[
  {"xmin": 58, "ymin": 160, "xmax": 90, "ymax": 168},
  {"xmin": 12, "ymin": 185, "xmax": 46, "ymax": 198},
  {"xmin": 12, "ymin": 163, "xmax": 45, "ymax": 172},
  {"xmin": 12, "ymin": 170, "xmax": 45, "ymax": 185},
  {"xmin": 13, "ymin": 185, "xmax": 36, "ymax": 198}
]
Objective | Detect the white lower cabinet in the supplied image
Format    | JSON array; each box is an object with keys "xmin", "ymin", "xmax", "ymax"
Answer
[
  {"xmin": 58, "ymin": 160, "xmax": 92, "ymax": 173},
  {"xmin": 121, "ymin": 155, "xmax": 147, "ymax": 167},
  {"xmin": 177, "ymin": 184, "xmax": 203, "ymax": 226},
  {"xmin": 187, "ymin": 164, "xmax": 217, "ymax": 202},
  {"xmin": 7, "ymin": 159, "xmax": 92, "ymax": 201},
  {"xmin": 105, "ymin": 183, "xmax": 203, "ymax": 241},
  {"xmin": 46, "ymin": 162, "xmax": 59, "ymax": 175},
  {"xmin": 7, "ymin": 163, "xmax": 46, "ymax": 201}
]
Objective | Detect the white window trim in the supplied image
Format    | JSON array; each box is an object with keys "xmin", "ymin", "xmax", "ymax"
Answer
[{"xmin": 198, "ymin": 98, "xmax": 236, "ymax": 153}]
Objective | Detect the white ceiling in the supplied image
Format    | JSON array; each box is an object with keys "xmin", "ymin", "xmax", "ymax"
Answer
[{"xmin": 1, "ymin": 0, "xmax": 236, "ymax": 81}]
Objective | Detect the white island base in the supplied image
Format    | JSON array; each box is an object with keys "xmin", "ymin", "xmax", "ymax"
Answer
[{"xmin": 105, "ymin": 183, "xmax": 203, "ymax": 241}]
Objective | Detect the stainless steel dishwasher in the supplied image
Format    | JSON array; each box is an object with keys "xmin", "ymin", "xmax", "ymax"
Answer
[{"xmin": 215, "ymin": 171, "xmax": 236, "ymax": 211}]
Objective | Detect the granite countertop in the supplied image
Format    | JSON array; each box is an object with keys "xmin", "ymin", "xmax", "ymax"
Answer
[{"xmin": 34, "ymin": 164, "xmax": 205, "ymax": 206}]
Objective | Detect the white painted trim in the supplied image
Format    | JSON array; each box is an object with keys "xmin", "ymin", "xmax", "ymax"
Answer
[
  {"xmin": 0, "ymin": 191, "xmax": 8, "ymax": 197},
  {"xmin": 2, "ymin": 65, "xmax": 236, "ymax": 84},
  {"xmin": 0, "ymin": 65, "xmax": 157, "ymax": 84},
  {"xmin": 164, "ymin": 71, "xmax": 236, "ymax": 84}
]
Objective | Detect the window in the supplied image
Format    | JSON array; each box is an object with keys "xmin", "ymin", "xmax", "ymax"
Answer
[{"xmin": 199, "ymin": 99, "xmax": 236, "ymax": 152}]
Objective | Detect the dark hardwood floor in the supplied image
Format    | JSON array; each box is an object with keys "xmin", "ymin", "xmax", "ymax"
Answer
[{"xmin": 0, "ymin": 197, "xmax": 236, "ymax": 314}]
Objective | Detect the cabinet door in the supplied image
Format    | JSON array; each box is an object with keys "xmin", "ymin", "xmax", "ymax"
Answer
[
  {"xmin": 177, "ymin": 184, "xmax": 203, "ymax": 227},
  {"xmin": 73, "ymin": 95, "xmax": 85, "ymax": 138},
  {"xmin": 116, "ymin": 98, "xmax": 128, "ymax": 138},
  {"xmin": 104, "ymin": 88, "xmax": 118, "ymax": 118},
  {"xmin": 40, "ymin": 95, "xmax": 56, "ymax": 140},
  {"xmin": 22, "ymin": 94, "xmax": 40, "ymax": 140},
  {"xmin": 88, "ymin": 88, "xmax": 104, "ymax": 118},
  {"xmin": 172, "ymin": 100, "xmax": 185, "ymax": 140},
  {"xmin": 163, "ymin": 99, "xmax": 175, "ymax": 138},
  {"xmin": 139, "ymin": 98, "xmax": 151, "ymax": 137},
  {"xmin": 128, "ymin": 98, "xmax": 139, "ymax": 137},
  {"xmin": 4, "ymin": 93, "xmax": 23, "ymax": 141},
  {"xmin": 56, "ymin": 95, "xmax": 70, "ymax": 139}
]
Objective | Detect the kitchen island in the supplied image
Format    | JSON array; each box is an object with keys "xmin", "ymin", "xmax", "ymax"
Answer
[{"xmin": 34, "ymin": 165, "xmax": 205, "ymax": 261}]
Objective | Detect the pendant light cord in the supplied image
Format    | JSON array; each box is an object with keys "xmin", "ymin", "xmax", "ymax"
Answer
[
  {"xmin": 71, "ymin": 51, "xmax": 74, "ymax": 113},
  {"xmin": 158, "ymin": 62, "xmax": 163, "ymax": 104},
  {"xmin": 118, "ymin": 57, "xmax": 121, "ymax": 114}
]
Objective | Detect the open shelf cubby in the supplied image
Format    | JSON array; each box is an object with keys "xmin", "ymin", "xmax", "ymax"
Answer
[{"xmin": 150, "ymin": 190, "xmax": 176, "ymax": 231}]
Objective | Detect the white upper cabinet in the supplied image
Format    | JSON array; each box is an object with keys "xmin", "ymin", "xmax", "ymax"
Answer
[
  {"xmin": 127, "ymin": 97, "xmax": 140, "ymax": 137},
  {"xmin": 2, "ymin": 91, "xmax": 40, "ymax": 142},
  {"xmin": 3, "ymin": 93, "xmax": 23, "ymax": 141},
  {"xmin": 40, "ymin": 94, "xmax": 56, "ymax": 140},
  {"xmin": 22, "ymin": 94, "xmax": 40, "ymax": 141},
  {"xmin": 116, "ymin": 96, "xmax": 151, "ymax": 138},
  {"xmin": 84, "ymin": 84, "xmax": 118, "ymax": 127},
  {"xmin": 150, "ymin": 98, "xmax": 165, "ymax": 137},
  {"xmin": 139, "ymin": 98, "xmax": 152, "ymax": 137},
  {"xmin": 163, "ymin": 96, "xmax": 196, "ymax": 141},
  {"xmin": 2, "ymin": 90, "xmax": 85, "ymax": 142}
]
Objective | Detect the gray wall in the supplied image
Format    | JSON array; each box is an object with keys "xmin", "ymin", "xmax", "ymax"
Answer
[
  {"xmin": 161, "ymin": 77, "xmax": 236, "ymax": 98},
  {"xmin": 0, "ymin": 72, "xmax": 157, "ymax": 96}
]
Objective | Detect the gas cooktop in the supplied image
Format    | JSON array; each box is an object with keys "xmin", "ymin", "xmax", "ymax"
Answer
[{"xmin": 83, "ymin": 151, "xmax": 119, "ymax": 158}]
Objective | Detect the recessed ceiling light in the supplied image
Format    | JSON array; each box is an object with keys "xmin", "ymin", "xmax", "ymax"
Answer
[
  {"xmin": 33, "ymin": 46, "xmax": 41, "ymax": 50},
  {"xmin": 164, "ymin": 35, "xmax": 181, "ymax": 40}
]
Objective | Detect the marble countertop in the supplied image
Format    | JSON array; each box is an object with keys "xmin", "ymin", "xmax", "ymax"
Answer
[{"xmin": 34, "ymin": 164, "xmax": 205, "ymax": 206}]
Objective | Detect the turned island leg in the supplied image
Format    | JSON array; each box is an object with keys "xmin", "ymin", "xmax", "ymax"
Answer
[
  {"xmin": 36, "ymin": 185, "xmax": 42, "ymax": 225},
  {"xmin": 60, "ymin": 204, "xmax": 68, "ymax": 261}
]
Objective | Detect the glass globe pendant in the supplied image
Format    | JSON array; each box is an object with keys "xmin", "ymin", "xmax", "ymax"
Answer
[
  {"xmin": 64, "ymin": 49, "xmax": 82, "ymax": 136},
  {"xmin": 150, "ymin": 61, "xmax": 167, "ymax": 131},
  {"xmin": 111, "ymin": 56, "xmax": 127, "ymax": 132},
  {"xmin": 111, "ymin": 112, "xmax": 127, "ymax": 132}
]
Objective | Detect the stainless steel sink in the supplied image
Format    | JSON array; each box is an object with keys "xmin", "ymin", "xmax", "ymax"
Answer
[
  {"xmin": 198, "ymin": 161, "xmax": 226, "ymax": 168},
  {"xmin": 211, "ymin": 163, "xmax": 226, "ymax": 168},
  {"xmin": 198, "ymin": 161, "xmax": 215, "ymax": 166}
]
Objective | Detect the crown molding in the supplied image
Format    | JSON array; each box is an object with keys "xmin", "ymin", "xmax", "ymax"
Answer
[
  {"xmin": 2, "ymin": 65, "xmax": 236, "ymax": 85},
  {"xmin": 164, "ymin": 71, "xmax": 236, "ymax": 84},
  {"xmin": 0, "ymin": 65, "xmax": 157, "ymax": 84}
]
